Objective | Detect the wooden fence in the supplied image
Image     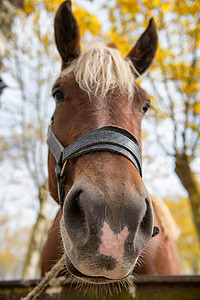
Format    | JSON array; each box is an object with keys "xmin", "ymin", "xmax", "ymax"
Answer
[{"xmin": 0, "ymin": 275, "xmax": 199, "ymax": 300}]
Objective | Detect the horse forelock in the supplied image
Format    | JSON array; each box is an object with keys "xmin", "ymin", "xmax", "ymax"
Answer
[{"xmin": 61, "ymin": 44, "xmax": 136, "ymax": 101}]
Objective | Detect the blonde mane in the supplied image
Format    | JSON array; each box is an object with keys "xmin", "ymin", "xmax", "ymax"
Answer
[{"xmin": 61, "ymin": 44, "xmax": 136, "ymax": 100}]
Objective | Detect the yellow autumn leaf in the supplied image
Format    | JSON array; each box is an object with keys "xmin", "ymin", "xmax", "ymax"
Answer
[
  {"xmin": 166, "ymin": 197, "xmax": 200, "ymax": 273},
  {"xmin": 120, "ymin": 0, "xmax": 139, "ymax": 15},
  {"xmin": 74, "ymin": 6, "xmax": 101, "ymax": 37},
  {"xmin": 42, "ymin": 0, "xmax": 64, "ymax": 12},
  {"xmin": 105, "ymin": 29, "xmax": 131, "ymax": 56},
  {"xmin": 194, "ymin": 102, "xmax": 200, "ymax": 115},
  {"xmin": 142, "ymin": 0, "xmax": 161, "ymax": 10},
  {"xmin": 23, "ymin": 0, "xmax": 38, "ymax": 15}
]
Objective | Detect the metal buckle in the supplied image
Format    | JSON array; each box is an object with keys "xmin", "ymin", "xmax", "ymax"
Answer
[
  {"xmin": 55, "ymin": 164, "xmax": 62, "ymax": 181},
  {"xmin": 60, "ymin": 160, "xmax": 68, "ymax": 177},
  {"xmin": 152, "ymin": 226, "xmax": 159, "ymax": 237}
]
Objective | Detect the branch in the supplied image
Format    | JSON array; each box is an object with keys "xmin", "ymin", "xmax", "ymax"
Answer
[{"xmin": 191, "ymin": 125, "xmax": 200, "ymax": 155}]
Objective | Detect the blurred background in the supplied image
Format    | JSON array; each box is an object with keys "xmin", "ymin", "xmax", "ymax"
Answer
[{"xmin": 0, "ymin": 0, "xmax": 199, "ymax": 279}]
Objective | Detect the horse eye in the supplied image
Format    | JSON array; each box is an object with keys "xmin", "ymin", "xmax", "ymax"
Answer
[
  {"xmin": 53, "ymin": 90, "xmax": 65, "ymax": 103},
  {"xmin": 142, "ymin": 100, "xmax": 151, "ymax": 115}
]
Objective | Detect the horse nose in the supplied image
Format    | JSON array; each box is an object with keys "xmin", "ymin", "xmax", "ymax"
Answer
[
  {"xmin": 63, "ymin": 185, "xmax": 106, "ymax": 248},
  {"xmin": 63, "ymin": 188, "xmax": 90, "ymax": 248},
  {"xmin": 63, "ymin": 183, "xmax": 153, "ymax": 250}
]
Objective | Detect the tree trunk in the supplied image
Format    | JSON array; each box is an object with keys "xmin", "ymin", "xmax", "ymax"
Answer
[
  {"xmin": 22, "ymin": 184, "xmax": 51, "ymax": 278},
  {"xmin": 175, "ymin": 153, "xmax": 200, "ymax": 242}
]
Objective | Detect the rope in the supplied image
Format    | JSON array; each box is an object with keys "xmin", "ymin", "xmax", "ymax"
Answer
[{"xmin": 21, "ymin": 254, "xmax": 65, "ymax": 300}]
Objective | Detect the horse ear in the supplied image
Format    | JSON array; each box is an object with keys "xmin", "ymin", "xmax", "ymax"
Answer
[
  {"xmin": 127, "ymin": 18, "xmax": 158, "ymax": 77},
  {"xmin": 54, "ymin": 0, "xmax": 81, "ymax": 68}
]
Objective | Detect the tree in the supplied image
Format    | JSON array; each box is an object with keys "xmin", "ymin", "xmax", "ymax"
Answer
[
  {"xmin": 1, "ymin": 5, "xmax": 57, "ymax": 277},
  {"xmin": 167, "ymin": 197, "xmax": 200, "ymax": 274},
  {"xmin": 102, "ymin": 0, "xmax": 200, "ymax": 240},
  {"xmin": 1, "ymin": 0, "xmax": 101, "ymax": 278},
  {"xmin": 0, "ymin": 213, "xmax": 30, "ymax": 279}
]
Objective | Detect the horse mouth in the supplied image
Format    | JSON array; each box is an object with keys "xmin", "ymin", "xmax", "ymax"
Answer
[{"xmin": 65, "ymin": 255, "xmax": 128, "ymax": 284}]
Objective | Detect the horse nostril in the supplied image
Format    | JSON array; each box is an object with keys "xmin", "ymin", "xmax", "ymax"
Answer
[
  {"xmin": 66, "ymin": 191, "xmax": 83, "ymax": 219},
  {"xmin": 64, "ymin": 190, "xmax": 88, "ymax": 246},
  {"xmin": 140, "ymin": 198, "xmax": 153, "ymax": 238}
]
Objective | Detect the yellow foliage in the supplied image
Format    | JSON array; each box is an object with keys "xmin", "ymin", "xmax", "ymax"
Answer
[
  {"xmin": 74, "ymin": 6, "xmax": 101, "ymax": 37},
  {"xmin": 155, "ymin": 46, "xmax": 173, "ymax": 66},
  {"xmin": 173, "ymin": 0, "xmax": 200, "ymax": 16},
  {"xmin": 43, "ymin": 0, "xmax": 64, "ymax": 12},
  {"xmin": 194, "ymin": 102, "xmax": 200, "ymax": 115},
  {"xmin": 23, "ymin": 0, "xmax": 38, "ymax": 16},
  {"xmin": 119, "ymin": 0, "xmax": 139, "ymax": 15},
  {"xmin": 161, "ymin": 2, "xmax": 172, "ymax": 14},
  {"xmin": 182, "ymin": 81, "xmax": 199, "ymax": 95},
  {"xmin": 0, "ymin": 215, "xmax": 9, "ymax": 225},
  {"xmin": 0, "ymin": 249, "xmax": 15, "ymax": 267},
  {"xmin": 34, "ymin": 9, "xmax": 40, "ymax": 23},
  {"xmin": 20, "ymin": 1, "xmax": 101, "ymax": 41},
  {"xmin": 166, "ymin": 197, "xmax": 200, "ymax": 274},
  {"xmin": 0, "ymin": 214, "xmax": 30, "ymax": 278},
  {"xmin": 142, "ymin": 0, "xmax": 162, "ymax": 10},
  {"xmin": 186, "ymin": 122, "xmax": 198, "ymax": 131},
  {"xmin": 106, "ymin": 29, "xmax": 131, "ymax": 56}
]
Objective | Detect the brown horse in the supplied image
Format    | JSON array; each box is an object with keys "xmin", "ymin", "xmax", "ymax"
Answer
[{"xmin": 41, "ymin": 0, "xmax": 179, "ymax": 284}]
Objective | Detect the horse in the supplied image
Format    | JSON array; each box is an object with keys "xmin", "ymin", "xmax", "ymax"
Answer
[{"xmin": 41, "ymin": 0, "xmax": 180, "ymax": 285}]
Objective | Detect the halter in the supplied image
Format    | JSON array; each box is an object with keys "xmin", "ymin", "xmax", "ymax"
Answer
[
  {"xmin": 47, "ymin": 122, "xmax": 159, "ymax": 238},
  {"xmin": 47, "ymin": 123, "xmax": 141, "ymax": 200}
]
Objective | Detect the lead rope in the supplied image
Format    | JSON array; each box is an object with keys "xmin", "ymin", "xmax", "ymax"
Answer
[{"xmin": 21, "ymin": 254, "xmax": 65, "ymax": 300}]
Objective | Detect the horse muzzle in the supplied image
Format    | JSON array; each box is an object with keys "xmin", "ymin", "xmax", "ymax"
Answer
[{"xmin": 60, "ymin": 181, "xmax": 154, "ymax": 283}]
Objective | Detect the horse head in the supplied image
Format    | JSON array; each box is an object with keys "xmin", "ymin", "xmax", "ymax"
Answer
[{"xmin": 48, "ymin": 0, "xmax": 158, "ymax": 284}]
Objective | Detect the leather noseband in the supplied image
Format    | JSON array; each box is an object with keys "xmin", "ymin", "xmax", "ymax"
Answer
[{"xmin": 47, "ymin": 124, "xmax": 142, "ymax": 206}]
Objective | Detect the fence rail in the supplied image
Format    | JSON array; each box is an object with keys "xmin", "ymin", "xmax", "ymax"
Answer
[{"xmin": 0, "ymin": 275, "xmax": 199, "ymax": 300}]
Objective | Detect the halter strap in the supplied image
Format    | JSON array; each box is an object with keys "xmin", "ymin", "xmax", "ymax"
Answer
[
  {"xmin": 47, "ymin": 124, "xmax": 142, "ymax": 210},
  {"xmin": 47, "ymin": 125, "xmax": 142, "ymax": 177}
]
